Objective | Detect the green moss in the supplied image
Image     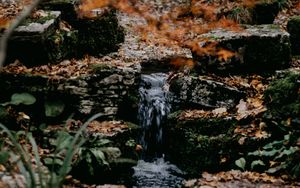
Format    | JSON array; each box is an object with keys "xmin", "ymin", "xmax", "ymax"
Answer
[
  {"xmin": 21, "ymin": 13, "xmax": 57, "ymax": 26},
  {"xmin": 172, "ymin": 117, "xmax": 237, "ymax": 136},
  {"xmin": 288, "ymin": 16, "xmax": 300, "ymax": 55},
  {"xmin": 165, "ymin": 114, "xmax": 241, "ymax": 176},
  {"xmin": 126, "ymin": 122, "xmax": 139, "ymax": 129},
  {"xmin": 264, "ymin": 72, "xmax": 300, "ymax": 118},
  {"xmin": 90, "ymin": 63, "xmax": 113, "ymax": 72},
  {"xmin": 47, "ymin": 29, "xmax": 79, "ymax": 62},
  {"xmin": 166, "ymin": 129, "xmax": 239, "ymax": 176},
  {"xmin": 76, "ymin": 10, "xmax": 124, "ymax": 56}
]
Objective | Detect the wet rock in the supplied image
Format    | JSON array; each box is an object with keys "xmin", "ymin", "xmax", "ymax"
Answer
[
  {"xmin": 287, "ymin": 16, "xmax": 300, "ymax": 55},
  {"xmin": 194, "ymin": 25, "xmax": 291, "ymax": 74},
  {"xmin": 5, "ymin": 8, "xmax": 124, "ymax": 66},
  {"xmin": 165, "ymin": 114, "xmax": 239, "ymax": 176},
  {"xmin": 169, "ymin": 76, "xmax": 245, "ymax": 109}
]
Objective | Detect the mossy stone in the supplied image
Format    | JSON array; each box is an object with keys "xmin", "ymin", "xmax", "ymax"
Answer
[
  {"xmin": 264, "ymin": 72, "xmax": 300, "ymax": 119},
  {"xmin": 251, "ymin": 1, "xmax": 280, "ymax": 24},
  {"xmin": 287, "ymin": 16, "xmax": 300, "ymax": 55},
  {"xmin": 76, "ymin": 10, "xmax": 124, "ymax": 56}
]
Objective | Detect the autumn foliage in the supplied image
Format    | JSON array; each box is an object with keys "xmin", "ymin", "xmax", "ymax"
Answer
[
  {"xmin": 80, "ymin": 0, "xmax": 279, "ymax": 68},
  {"xmin": 1, "ymin": 0, "xmax": 299, "ymax": 68}
]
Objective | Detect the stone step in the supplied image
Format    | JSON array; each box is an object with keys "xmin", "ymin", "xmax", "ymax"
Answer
[{"xmin": 193, "ymin": 25, "xmax": 291, "ymax": 74}]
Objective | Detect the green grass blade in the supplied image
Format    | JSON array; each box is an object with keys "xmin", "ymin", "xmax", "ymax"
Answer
[
  {"xmin": 28, "ymin": 133, "xmax": 45, "ymax": 188},
  {"xmin": 0, "ymin": 123, "xmax": 36, "ymax": 187}
]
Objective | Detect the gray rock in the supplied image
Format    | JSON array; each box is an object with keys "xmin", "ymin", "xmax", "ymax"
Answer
[
  {"xmin": 14, "ymin": 11, "xmax": 61, "ymax": 35},
  {"xmin": 100, "ymin": 74, "xmax": 123, "ymax": 85},
  {"xmin": 5, "ymin": 11, "xmax": 66, "ymax": 66},
  {"xmin": 194, "ymin": 25, "xmax": 291, "ymax": 74},
  {"xmin": 170, "ymin": 76, "xmax": 245, "ymax": 109}
]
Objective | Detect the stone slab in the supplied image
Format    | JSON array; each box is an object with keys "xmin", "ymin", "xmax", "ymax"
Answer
[
  {"xmin": 193, "ymin": 25, "xmax": 291, "ymax": 74},
  {"xmin": 170, "ymin": 76, "xmax": 245, "ymax": 109}
]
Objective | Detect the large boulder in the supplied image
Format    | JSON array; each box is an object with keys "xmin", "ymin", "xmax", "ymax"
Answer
[
  {"xmin": 223, "ymin": 0, "xmax": 281, "ymax": 24},
  {"xmin": 250, "ymin": 0, "xmax": 280, "ymax": 24},
  {"xmin": 193, "ymin": 25, "xmax": 291, "ymax": 74},
  {"xmin": 40, "ymin": 0, "xmax": 125, "ymax": 57},
  {"xmin": 287, "ymin": 16, "xmax": 300, "ymax": 55},
  {"xmin": 5, "ymin": 11, "xmax": 64, "ymax": 66},
  {"xmin": 5, "ymin": 6, "xmax": 124, "ymax": 66},
  {"xmin": 169, "ymin": 76, "xmax": 245, "ymax": 109},
  {"xmin": 75, "ymin": 9, "xmax": 124, "ymax": 57},
  {"xmin": 165, "ymin": 112, "xmax": 239, "ymax": 176}
]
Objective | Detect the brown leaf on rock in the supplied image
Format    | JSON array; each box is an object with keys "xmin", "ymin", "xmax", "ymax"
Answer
[
  {"xmin": 184, "ymin": 170, "xmax": 297, "ymax": 188},
  {"xmin": 216, "ymin": 48, "xmax": 236, "ymax": 61},
  {"xmin": 238, "ymin": 136, "xmax": 246, "ymax": 145},
  {"xmin": 236, "ymin": 98, "xmax": 266, "ymax": 121},
  {"xmin": 254, "ymin": 130, "xmax": 270, "ymax": 139},
  {"xmin": 88, "ymin": 120, "xmax": 129, "ymax": 136},
  {"xmin": 212, "ymin": 107, "xmax": 227, "ymax": 116}
]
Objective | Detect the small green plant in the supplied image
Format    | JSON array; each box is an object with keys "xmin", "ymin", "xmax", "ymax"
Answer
[
  {"xmin": 0, "ymin": 113, "xmax": 106, "ymax": 188},
  {"xmin": 235, "ymin": 134, "xmax": 300, "ymax": 177},
  {"xmin": 228, "ymin": 7, "xmax": 252, "ymax": 24},
  {"xmin": 73, "ymin": 138, "xmax": 121, "ymax": 177}
]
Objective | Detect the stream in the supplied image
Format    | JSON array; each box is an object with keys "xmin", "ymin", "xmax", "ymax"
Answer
[{"xmin": 132, "ymin": 73, "xmax": 184, "ymax": 187}]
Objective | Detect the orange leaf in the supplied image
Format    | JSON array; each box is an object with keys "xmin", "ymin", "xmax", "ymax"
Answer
[{"xmin": 217, "ymin": 48, "xmax": 236, "ymax": 61}]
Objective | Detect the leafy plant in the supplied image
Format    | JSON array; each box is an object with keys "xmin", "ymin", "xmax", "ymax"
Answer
[
  {"xmin": 1, "ymin": 92, "xmax": 36, "ymax": 106},
  {"xmin": 73, "ymin": 137, "xmax": 121, "ymax": 178},
  {"xmin": 235, "ymin": 134, "xmax": 300, "ymax": 177},
  {"xmin": 248, "ymin": 134, "xmax": 299, "ymax": 174},
  {"xmin": 235, "ymin": 157, "xmax": 246, "ymax": 171},
  {"xmin": 0, "ymin": 113, "xmax": 106, "ymax": 188},
  {"xmin": 44, "ymin": 100, "xmax": 65, "ymax": 117}
]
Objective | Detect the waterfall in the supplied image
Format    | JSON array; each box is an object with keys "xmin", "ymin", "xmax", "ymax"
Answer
[
  {"xmin": 133, "ymin": 72, "xmax": 183, "ymax": 188},
  {"xmin": 138, "ymin": 73, "xmax": 171, "ymax": 158}
]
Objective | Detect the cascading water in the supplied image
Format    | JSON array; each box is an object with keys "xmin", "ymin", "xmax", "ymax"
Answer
[
  {"xmin": 138, "ymin": 73, "xmax": 170, "ymax": 158},
  {"xmin": 133, "ymin": 72, "xmax": 184, "ymax": 187}
]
